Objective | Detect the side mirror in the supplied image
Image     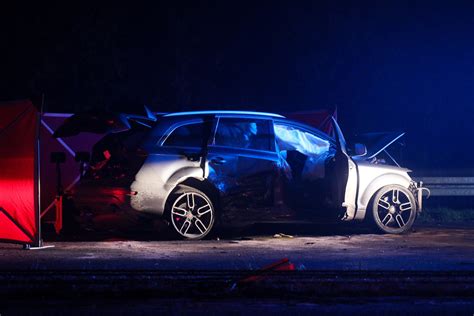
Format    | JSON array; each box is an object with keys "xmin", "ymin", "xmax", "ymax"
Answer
[{"xmin": 353, "ymin": 143, "xmax": 367, "ymax": 157}]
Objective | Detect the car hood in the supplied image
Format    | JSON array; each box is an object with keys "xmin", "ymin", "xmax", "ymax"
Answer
[
  {"xmin": 354, "ymin": 131, "xmax": 405, "ymax": 159},
  {"xmin": 355, "ymin": 160, "xmax": 411, "ymax": 173}
]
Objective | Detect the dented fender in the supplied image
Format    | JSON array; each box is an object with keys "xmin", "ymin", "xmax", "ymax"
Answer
[
  {"xmin": 355, "ymin": 169, "xmax": 413, "ymax": 221},
  {"xmin": 130, "ymin": 154, "xmax": 205, "ymax": 215}
]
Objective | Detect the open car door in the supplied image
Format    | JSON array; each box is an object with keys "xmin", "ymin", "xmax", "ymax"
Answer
[{"xmin": 331, "ymin": 118, "xmax": 359, "ymax": 220}]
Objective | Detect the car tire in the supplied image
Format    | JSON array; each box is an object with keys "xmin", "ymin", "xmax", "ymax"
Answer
[
  {"xmin": 371, "ymin": 185, "xmax": 417, "ymax": 234},
  {"xmin": 166, "ymin": 185, "xmax": 216, "ymax": 240}
]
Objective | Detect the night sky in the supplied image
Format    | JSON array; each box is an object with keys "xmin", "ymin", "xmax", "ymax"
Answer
[{"xmin": 1, "ymin": 1, "xmax": 473, "ymax": 173}]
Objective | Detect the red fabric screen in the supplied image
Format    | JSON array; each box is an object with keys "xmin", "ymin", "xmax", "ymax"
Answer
[{"xmin": 0, "ymin": 100, "xmax": 38, "ymax": 244}]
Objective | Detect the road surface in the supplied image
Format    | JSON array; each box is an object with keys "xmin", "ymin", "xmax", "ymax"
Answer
[
  {"xmin": 1, "ymin": 224, "xmax": 473, "ymax": 314},
  {"xmin": 0, "ymin": 225, "xmax": 473, "ymax": 271}
]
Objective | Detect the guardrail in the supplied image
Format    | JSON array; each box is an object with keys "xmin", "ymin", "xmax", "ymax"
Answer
[{"xmin": 414, "ymin": 177, "xmax": 474, "ymax": 196}]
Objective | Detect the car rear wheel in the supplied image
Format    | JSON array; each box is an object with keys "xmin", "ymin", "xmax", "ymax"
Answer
[
  {"xmin": 371, "ymin": 185, "xmax": 417, "ymax": 234},
  {"xmin": 167, "ymin": 185, "xmax": 215, "ymax": 240}
]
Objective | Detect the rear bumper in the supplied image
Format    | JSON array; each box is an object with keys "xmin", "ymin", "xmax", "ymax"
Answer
[{"xmin": 130, "ymin": 180, "xmax": 168, "ymax": 216}]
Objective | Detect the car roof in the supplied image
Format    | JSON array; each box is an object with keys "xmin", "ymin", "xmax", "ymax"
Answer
[
  {"xmin": 160, "ymin": 110, "xmax": 333, "ymax": 141},
  {"xmin": 141, "ymin": 110, "xmax": 335, "ymax": 149},
  {"xmin": 163, "ymin": 110, "xmax": 285, "ymax": 118}
]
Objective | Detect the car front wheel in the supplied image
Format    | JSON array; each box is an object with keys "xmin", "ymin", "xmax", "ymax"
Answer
[
  {"xmin": 167, "ymin": 185, "xmax": 215, "ymax": 240},
  {"xmin": 371, "ymin": 185, "xmax": 417, "ymax": 234}
]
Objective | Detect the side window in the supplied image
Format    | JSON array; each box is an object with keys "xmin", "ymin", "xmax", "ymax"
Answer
[
  {"xmin": 214, "ymin": 118, "xmax": 273, "ymax": 151},
  {"xmin": 162, "ymin": 122, "xmax": 204, "ymax": 148}
]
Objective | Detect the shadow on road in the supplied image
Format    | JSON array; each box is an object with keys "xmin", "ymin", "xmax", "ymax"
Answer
[{"xmin": 43, "ymin": 218, "xmax": 379, "ymax": 242}]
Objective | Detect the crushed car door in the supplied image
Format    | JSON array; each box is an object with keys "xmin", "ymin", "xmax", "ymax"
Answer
[
  {"xmin": 331, "ymin": 118, "xmax": 359, "ymax": 220},
  {"xmin": 206, "ymin": 117, "xmax": 280, "ymax": 223},
  {"xmin": 273, "ymin": 122, "xmax": 335, "ymax": 219}
]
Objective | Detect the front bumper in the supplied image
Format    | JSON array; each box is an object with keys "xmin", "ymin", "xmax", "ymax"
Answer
[{"xmin": 410, "ymin": 181, "xmax": 431, "ymax": 212}]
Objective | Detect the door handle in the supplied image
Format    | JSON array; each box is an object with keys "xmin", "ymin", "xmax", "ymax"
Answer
[{"xmin": 210, "ymin": 157, "xmax": 227, "ymax": 165}]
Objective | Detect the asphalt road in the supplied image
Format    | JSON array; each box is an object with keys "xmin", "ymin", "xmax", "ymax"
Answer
[
  {"xmin": 1, "ymin": 224, "xmax": 473, "ymax": 271},
  {"xmin": 2, "ymin": 297, "xmax": 474, "ymax": 316},
  {"xmin": 1, "ymin": 224, "xmax": 474, "ymax": 314}
]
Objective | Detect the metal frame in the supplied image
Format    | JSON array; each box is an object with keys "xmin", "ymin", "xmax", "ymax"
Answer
[{"xmin": 33, "ymin": 110, "xmax": 42, "ymax": 247}]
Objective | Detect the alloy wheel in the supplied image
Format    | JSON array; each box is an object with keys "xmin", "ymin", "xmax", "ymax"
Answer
[
  {"xmin": 373, "ymin": 186, "xmax": 416, "ymax": 234},
  {"xmin": 170, "ymin": 191, "xmax": 214, "ymax": 239}
]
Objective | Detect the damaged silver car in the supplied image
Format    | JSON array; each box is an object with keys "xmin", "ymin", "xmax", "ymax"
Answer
[{"xmin": 125, "ymin": 111, "xmax": 429, "ymax": 239}]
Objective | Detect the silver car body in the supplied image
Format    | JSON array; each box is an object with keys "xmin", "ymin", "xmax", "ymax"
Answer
[{"xmin": 130, "ymin": 111, "xmax": 424, "ymax": 223}]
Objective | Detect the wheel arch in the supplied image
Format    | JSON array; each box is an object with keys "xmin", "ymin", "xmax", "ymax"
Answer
[
  {"xmin": 164, "ymin": 177, "xmax": 221, "ymax": 215},
  {"xmin": 357, "ymin": 173, "xmax": 412, "ymax": 220},
  {"xmin": 178, "ymin": 177, "xmax": 221, "ymax": 211}
]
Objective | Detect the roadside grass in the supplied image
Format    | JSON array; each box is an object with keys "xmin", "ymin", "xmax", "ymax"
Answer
[{"xmin": 417, "ymin": 207, "xmax": 474, "ymax": 224}]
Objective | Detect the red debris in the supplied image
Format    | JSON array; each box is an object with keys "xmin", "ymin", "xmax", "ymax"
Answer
[{"xmin": 238, "ymin": 258, "xmax": 295, "ymax": 285}]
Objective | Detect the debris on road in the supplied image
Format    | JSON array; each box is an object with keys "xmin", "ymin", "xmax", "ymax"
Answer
[
  {"xmin": 231, "ymin": 258, "xmax": 296, "ymax": 291},
  {"xmin": 273, "ymin": 233, "xmax": 294, "ymax": 238}
]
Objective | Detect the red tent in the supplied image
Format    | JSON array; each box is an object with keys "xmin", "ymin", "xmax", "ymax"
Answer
[
  {"xmin": 0, "ymin": 100, "xmax": 115, "ymax": 244},
  {"xmin": 0, "ymin": 100, "xmax": 40, "ymax": 245}
]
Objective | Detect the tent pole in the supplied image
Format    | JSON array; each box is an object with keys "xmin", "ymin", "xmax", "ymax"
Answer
[
  {"xmin": 33, "ymin": 96, "xmax": 44, "ymax": 248},
  {"xmin": 30, "ymin": 94, "xmax": 55, "ymax": 249}
]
